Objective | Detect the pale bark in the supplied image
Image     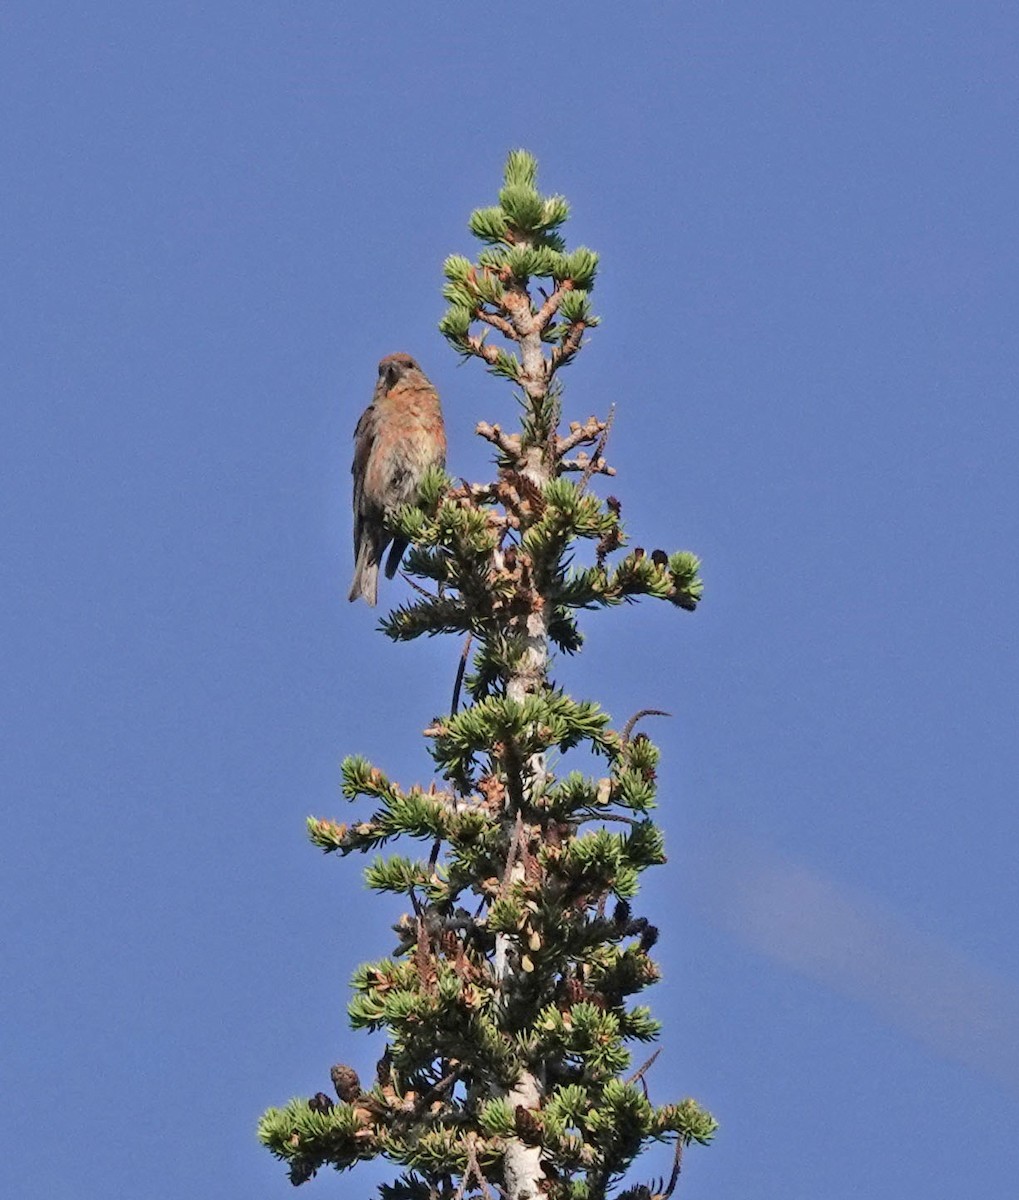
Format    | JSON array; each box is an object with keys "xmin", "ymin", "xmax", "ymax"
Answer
[
  {"xmin": 495, "ymin": 306, "xmax": 553, "ymax": 1200},
  {"xmin": 501, "ymin": 1069, "xmax": 545, "ymax": 1200}
]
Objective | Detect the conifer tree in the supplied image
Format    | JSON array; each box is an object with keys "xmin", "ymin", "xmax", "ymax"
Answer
[{"xmin": 259, "ymin": 150, "xmax": 717, "ymax": 1200}]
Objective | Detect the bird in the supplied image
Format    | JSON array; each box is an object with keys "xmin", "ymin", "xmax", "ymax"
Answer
[{"xmin": 348, "ymin": 353, "xmax": 446, "ymax": 606}]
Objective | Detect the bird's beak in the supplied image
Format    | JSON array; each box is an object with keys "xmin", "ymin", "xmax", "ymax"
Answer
[{"xmin": 385, "ymin": 362, "xmax": 402, "ymax": 388}]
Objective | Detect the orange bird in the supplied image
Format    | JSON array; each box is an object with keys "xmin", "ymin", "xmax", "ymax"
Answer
[{"xmin": 348, "ymin": 353, "xmax": 446, "ymax": 606}]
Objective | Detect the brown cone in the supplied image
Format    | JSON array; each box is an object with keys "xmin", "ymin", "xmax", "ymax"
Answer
[{"xmin": 330, "ymin": 1063, "xmax": 362, "ymax": 1103}]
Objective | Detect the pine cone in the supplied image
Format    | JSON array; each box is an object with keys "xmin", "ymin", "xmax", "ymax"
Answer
[
  {"xmin": 289, "ymin": 1158, "xmax": 316, "ymax": 1186},
  {"xmin": 514, "ymin": 1104, "xmax": 544, "ymax": 1144},
  {"xmin": 330, "ymin": 1063, "xmax": 362, "ymax": 1103},
  {"xmin": 640, "ymin": 924, "xmax": 660, "ymax": 950}
]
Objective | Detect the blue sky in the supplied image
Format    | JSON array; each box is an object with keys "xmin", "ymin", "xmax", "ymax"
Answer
[{"xmin": 3, "ymin": 3, "xmax": 1018, "ymax": 1197}]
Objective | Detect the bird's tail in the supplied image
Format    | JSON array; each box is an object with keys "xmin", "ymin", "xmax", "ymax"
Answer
[
  {"xmin": 384, "ymin": 537, "xmax": 409, "ymax": 580},
  {"xmin": 348, "ymin": 541, "xmax": 380, "ymax": 606}
]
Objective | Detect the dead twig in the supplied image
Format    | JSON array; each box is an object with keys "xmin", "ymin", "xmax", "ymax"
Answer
[
  {"xmin": 575, "ymin": 810, "xmax": 642, "ymax": 827},
  {"xmin": 452, "ymin": 633, "xmax": 473, "ymax": 716},
  {"xmin": 409, "ymin": 1063, "xmax": 464, "ymax": 1121},
  {"xmin": 464, "ymin": 1135, "xmax": 498, "ymax": 1200},
  {"xmin": 621, "ymin": 708, "xmax": 672, "ymax": 746},
  {"xmin": 661, "ymin": 1137, "xmax": 684, "ymax": 1199},
  {"xmin": 626, "ymin": 1047, "xmax": 661, "ymax": 1092},
  {"xmin": 578, "ymin": 403, "xmax": 616, "ymax": 494},
  {"xmin": 400, "ymin": 571, "xmax": 438, "ymax": 600},
  {"xmin": 498, "ymin": 811, "xmax": 525, "ymax": 898}
]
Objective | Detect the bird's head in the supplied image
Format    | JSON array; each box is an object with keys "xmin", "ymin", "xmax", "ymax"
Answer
[{"xmin": 377, "ymin": 352, "xmax": 420, "ymax": 391}]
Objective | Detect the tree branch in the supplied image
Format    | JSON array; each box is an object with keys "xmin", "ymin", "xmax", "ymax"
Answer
[
  {"xmin": 549, "ymin": 320, "xmax": 586, "ymax": 371},
  {"xmin": 557, "ymin": 416, "xmax": 607, "ymax": 456},
  {"xmin": 476, "ymin": 422, "xmax": 522, "ymax": 457},
  {"xmin": 475, "ymin": 309, "xmax": 518, "ymax": 340},
  {"xmin": 467, "ymin": 336, "xmax": 501, "ymax": 364},
  {"xmin": 531, "ymin": 280, "xmax": 572, "ymax": 332},
  {"xmin": 560, "ymin": 453, "xmax": 616, "ymax": 477}
]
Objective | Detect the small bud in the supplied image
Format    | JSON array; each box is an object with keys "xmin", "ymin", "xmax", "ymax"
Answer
[
  {"xmin": 606, "ymin": 495, "xmax": 621, "ymax": 514},
  {"xmin": 528, "ymin": 930, "xmax": 542, "ymax": 952},
  {"xmin": 634, "ymin": 547, "xmax": 645, "ymax": 559},
  {"xmin": 651, "ymin": 549, "xmax": 669, "ymax": 567},
  {"xmin": 308, "ymin": 1092, "xmax": 334, "ymax": 1113}
]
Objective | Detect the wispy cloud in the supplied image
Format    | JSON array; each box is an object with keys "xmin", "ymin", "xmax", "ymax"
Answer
[{"xmin": 689, "ymin": 835, "xmax": 1019, "ymax": 1093}]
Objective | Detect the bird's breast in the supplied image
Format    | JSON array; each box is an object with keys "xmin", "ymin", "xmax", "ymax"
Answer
[{"xmin": 363, "ymin": 387, "xmax": 445, "ymax": 513}]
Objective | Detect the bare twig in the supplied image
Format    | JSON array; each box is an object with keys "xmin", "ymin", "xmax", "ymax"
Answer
[
  {"xmin": 626, "ymin": 1047, "xmax": 661, "ymax": 1091},
  {"xmin": 621, "ymin": 708, "xmax": 672, "ymax": 746},
  {"xmin": 662, "ymin": 1137, "xmax": 684, "ymax": 1199},
  {"xmin": 400, "ymin": 571, "xmax": 438, "ymax": 600},
  {"xmin": 452, "ymin": 633, "xmax": 473, "ymax": 716},
  {"xmin": 498, "ymin": 811, "xmax": 525, "ymax": 898},
  {"xmin": 465, "ymin": 1136, "xmax": 498, "ymax": 1200},
  {"xmin": 409, "ymin": 1064, "xmax": 464, "ymax": 1120},
  {"xmin": 578, "ymin": 403, "xmax": 615, "ymax": 494},
  {"xmin": 449, "ymin": 479, "xmax": 499, "ymax": 504},
  {"xmin": 576, "ymin": 810, "xmax": 642, "ymax": 827}
]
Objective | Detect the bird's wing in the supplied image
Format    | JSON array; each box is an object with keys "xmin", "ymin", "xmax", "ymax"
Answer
[{"xmin": 351, "ymin": 403, "xmax": 377, "ymax": 555}]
